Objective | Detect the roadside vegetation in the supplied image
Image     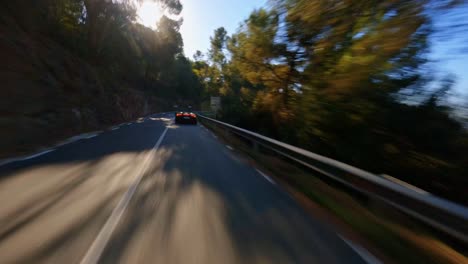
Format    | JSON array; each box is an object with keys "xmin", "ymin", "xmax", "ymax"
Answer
[
  {"xmin": 2, "ymin": 1, "xmax": 467, "ymax": 204},
  {"xmin": 2, "ymin": 0, "xmax": 467, "ymax": 261},
  {"xmin": 200, "ymin": 119, "xmax": 467, "ymax": 264},
  {"xmin": 1, "ymin": 0, "xmax": 199, "ymax": 158},
  {"xmin": 194, "ymin": 0, "xmax": 468, "ymax": 205}
]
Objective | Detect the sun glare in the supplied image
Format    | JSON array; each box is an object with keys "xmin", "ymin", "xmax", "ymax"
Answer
[{"xmin": 137, "ymin": 1, "xmax": 162, "ymax": 29}]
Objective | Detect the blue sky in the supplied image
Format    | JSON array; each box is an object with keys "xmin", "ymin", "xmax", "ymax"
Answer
[
  {"xmin": 428, "ymin": 4, "xmax": 468, "ymax": 99},
  {"xmin": 178, "ymin": 0, "xmax": 267, "ymax": 58},
  {"xmin": 175, "ymin": 0, "xmax": 466, "ymax": 96}
]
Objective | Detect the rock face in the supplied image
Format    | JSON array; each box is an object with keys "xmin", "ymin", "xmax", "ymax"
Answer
[{"xmin": 0, "ymin": 21, "xmax": 167, "ymax": 158}]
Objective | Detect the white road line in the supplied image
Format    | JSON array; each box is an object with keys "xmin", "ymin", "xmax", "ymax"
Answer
[
  {"xmin": 55, "ymin": 133, "xmax": 92, "ymax": 146},
  {"xmin": 110, "ymin": 126, "xmax": 119, "ymax": 131},
  {"xmin": 55, "ymin": 138, "xmax": 79, "ymax": 147},
  {"xmin": 21, "ymin": 149, "xmax": 55, "ymax": 160},
  {"xmin": 338, "ymin": 235, "xmax": 382, "ymax": 264},
  {"xmin": 255, "ymin": 169, "xmax": 276, "ymax": 185},
  {"xmin": 0, "ymin": 149, "xmax": 55, "ymax": 167},
  {"xmin": 1, "ymin": 128, "xmax": 105, "ymax": 167},
  {"xmin": 226, "ymin": 145, "xmax": 234, "ymax": 151},
  {"xmin": 80, "ymin": 126, "xmax": 169, "ymax": 264}
]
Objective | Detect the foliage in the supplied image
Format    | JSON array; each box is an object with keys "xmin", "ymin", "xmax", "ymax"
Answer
[
  {"xmin": 1, "ymin": 0, "xmax": 200, "ymax": 105},
  {"xmin": 0, "ymin": 0, "xmax": 204, "ymax": 158},
  {"xmin": 2, "ymin": 0, "xmax": 466, "ymax": 203},
  {"xmin": 198, "ymin": 0, "xmax": 468, "ymax": 204}
]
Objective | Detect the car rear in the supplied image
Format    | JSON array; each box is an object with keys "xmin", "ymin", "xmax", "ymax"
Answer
[{"xmin": 175, "ymin": 112, "xmax": 197, "ymax": 125}]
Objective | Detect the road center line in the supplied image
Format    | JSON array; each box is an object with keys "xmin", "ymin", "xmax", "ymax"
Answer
[{"xmin": 80, "ymin": 126, "xmax": 169, "ymax": 264}]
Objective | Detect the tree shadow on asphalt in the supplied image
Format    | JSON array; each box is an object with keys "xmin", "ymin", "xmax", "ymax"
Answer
[
  {"xmin": 0, "ymin": 121, "xmax": 363, "ymax": 263},
  {"xmin": 99, "ymin": 139, "xmax": 363, "ymax": 264},
  {"xmin": 0, "ymin": 118, "xmax": 172, "ymax": 176}
]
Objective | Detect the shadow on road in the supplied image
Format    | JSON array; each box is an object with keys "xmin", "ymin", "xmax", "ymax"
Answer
[
  {"xmin": 0, "ymin": 119, "xmax": 363, "ymax": 263},
  {"xmin": 99, "ymin": 127, "xmax": 363, "ymax": 264}
]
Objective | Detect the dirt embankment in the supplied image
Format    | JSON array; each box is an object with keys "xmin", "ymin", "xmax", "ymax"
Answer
[{"xmin": 0, "ymin": 21, "xmax": 167, "ymax": 159}]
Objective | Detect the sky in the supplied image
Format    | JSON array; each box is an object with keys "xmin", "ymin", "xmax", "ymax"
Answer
[
  {"xmin": 138, "ymin": 0, "xmax": 467, "ymax": 97},
  {"xmin": 428, "ymin": 4, "xmax": 468, "ymax": 100},
  {"xmin": 178, "ymin": 0, "xmax": 267, "ymax": 58},
  {"xmin": 137, "ymin": 0, "xmax": 267, "ymax": 58}
]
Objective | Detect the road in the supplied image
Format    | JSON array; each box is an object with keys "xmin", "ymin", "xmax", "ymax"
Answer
[{"xmin": 0, "ymin": 113, "xmax": 366, "ymax": 264}]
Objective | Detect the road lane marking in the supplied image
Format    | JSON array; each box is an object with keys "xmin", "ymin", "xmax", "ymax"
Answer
[
  {"xmin": 256, "ymin": 169, "xmax": 276, "ymax": 185},
  {"xmin": 226, "ymin": 145, "xmax": 234, "ymax": 150},
  {"xmin": 338, "ymin": 235, "xmax": 382, "ymax": 264},
  {"xmin": 110, "ymin": 126, "xmax": 119, "ymax": 131},
  {"xmin": 85, "ymin": 134, "xmax": 98, "ymax": 139},
  {"xmin": 55, "ymin": 137, "xmax": 82, "ymax": 146},
  {"xmin": 0, "ymin": 130, "xmax": 103, "ymax": 166},
  {"xmin": 18, "ymin": 149, "xmax": 55, "ymax": 160},
  {"xmin": 0, "ymin": 149, "xmax": 55, "ymax": 166},
  {"xmin": 80, "ymin": 126, "xmax": 169, "ymax": 264},
  {"xmin": 55, "ymin": 131, "xmax": 102, "ymax": 147}
]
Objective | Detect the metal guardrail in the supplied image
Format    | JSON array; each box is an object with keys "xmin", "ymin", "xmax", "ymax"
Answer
[{"xmin": 197, "ymin": 114, "xmax": 468, "ymax": 245}]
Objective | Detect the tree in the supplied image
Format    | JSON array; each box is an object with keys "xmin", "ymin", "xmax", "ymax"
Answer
[
  {"xmin": 208, "ymin": 27, "xmax": 228, "ymax": 67},
  {"xmin": 82, "ymin": 0, "xmax": 182, "ymax": 58},
  {"xmin": 209, "ymin": 0, "xmax": 468, "ymax": 202}
]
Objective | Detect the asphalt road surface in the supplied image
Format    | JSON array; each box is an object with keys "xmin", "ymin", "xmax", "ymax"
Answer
[{"xmin": 0, "ymin": 113, "xmax": 366, "ymax": 264}]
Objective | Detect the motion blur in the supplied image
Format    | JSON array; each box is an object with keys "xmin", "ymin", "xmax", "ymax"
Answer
[{"xmin": 1, "ymin": 0, "xmax": 467, "ymax": 263}]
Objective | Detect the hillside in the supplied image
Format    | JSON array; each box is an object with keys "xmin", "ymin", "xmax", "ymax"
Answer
[
  {"xmin": 0, "ymin": 1, "xmax": 198, "ymax": 158},
  {"xmin": 2, "ymin": 23, "xmax": 162, "ymax": 158}
]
